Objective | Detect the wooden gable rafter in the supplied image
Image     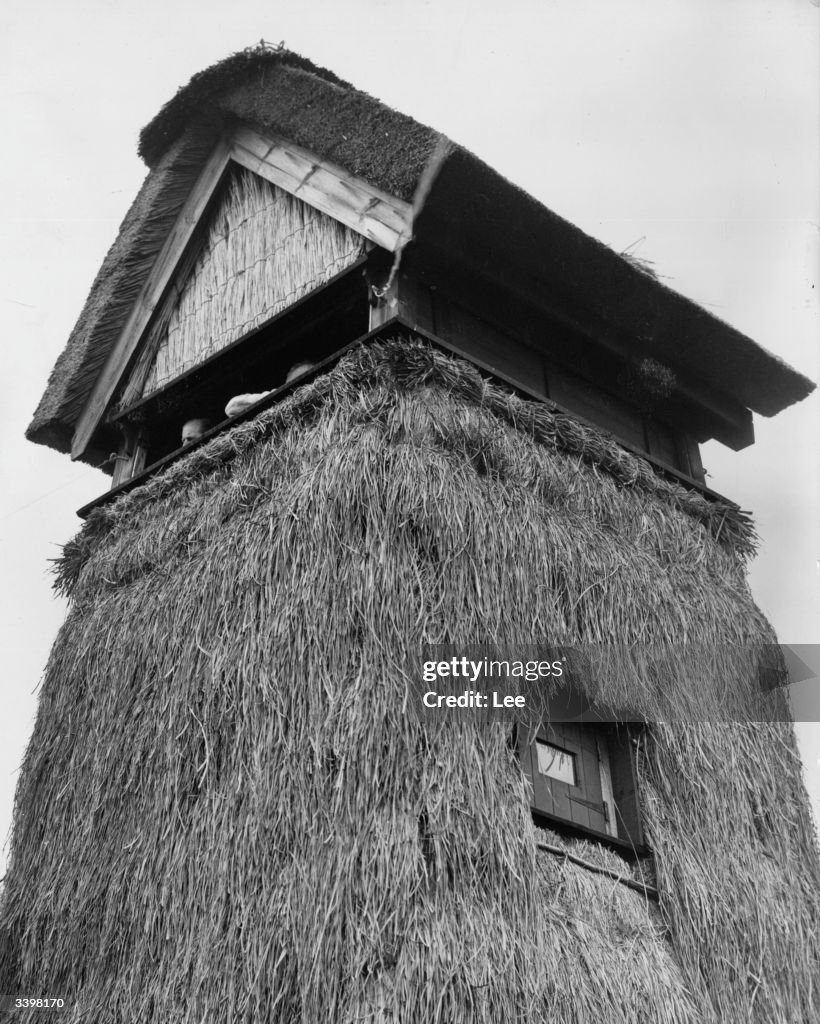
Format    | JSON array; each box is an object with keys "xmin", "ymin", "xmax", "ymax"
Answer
[{"xmin": 70, "ymin": 127, "xmax": 414, "ymax": 461}]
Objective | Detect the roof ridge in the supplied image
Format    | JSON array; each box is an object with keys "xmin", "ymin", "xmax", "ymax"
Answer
[{"xmin": 139, "ymin": 45, "xmax": 356, "ymax": 167}]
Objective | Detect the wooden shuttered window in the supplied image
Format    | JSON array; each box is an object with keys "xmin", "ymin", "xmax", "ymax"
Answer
[{"xmin": 520, "ymin": 723, "xmax": 644, "ymax": 851}]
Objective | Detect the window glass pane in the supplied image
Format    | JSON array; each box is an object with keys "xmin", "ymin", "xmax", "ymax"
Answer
[{"xmin": 536, "ymin": 741, "xmax": 576, "ymax": 786}]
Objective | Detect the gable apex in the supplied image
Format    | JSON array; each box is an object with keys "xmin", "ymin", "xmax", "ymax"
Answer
[{"xmin": 68, "ymin": 128, "xmax": 413, "ymax": 460}]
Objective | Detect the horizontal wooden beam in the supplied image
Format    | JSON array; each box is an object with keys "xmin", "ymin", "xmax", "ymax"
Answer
[
  {"xmin": 230, "ymin": 124, "xmax": 412, "ymax": 253},
  {"xmin": 71, "ymin": 140, "xmax": 234, "ymax": 460}
]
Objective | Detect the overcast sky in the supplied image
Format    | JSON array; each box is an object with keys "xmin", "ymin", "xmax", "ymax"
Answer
[{"xmin": 1, "ymin": 0, "xmax": 818, "ymax": 877}]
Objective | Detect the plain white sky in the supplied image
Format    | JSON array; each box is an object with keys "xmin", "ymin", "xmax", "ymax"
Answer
[{"xmin": 1, "ymin": 0, "xmax": 818, "ymax": 878}]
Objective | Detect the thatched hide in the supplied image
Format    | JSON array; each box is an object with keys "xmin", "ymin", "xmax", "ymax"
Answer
[{"xmin": 2, "ymin": 340, "xmax": 818, "ymax": 1022}]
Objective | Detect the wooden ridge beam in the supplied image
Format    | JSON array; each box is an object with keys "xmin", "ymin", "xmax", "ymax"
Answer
[{"xmin": 230, "ymin": 124, "xmax": 413, "ymax": 253}]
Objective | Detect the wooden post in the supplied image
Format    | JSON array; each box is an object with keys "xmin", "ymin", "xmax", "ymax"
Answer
[
  {"xmin": 111, "ymin": 421, "xmax": 150, "ymax": 487},
  {"xmin": 367, "ymin": 259, "xmax": 400, "ymax": 331},
  {"xmin": 367, "ymin": 265, "xmax": 436, "ymax": 333},
  {"xmin": 111, "ymin": 424, "xmax": 135, "ymax": 488},
  {"xmin": 129, "ymin": 427, "xmax": 150, "ymax": 479}
]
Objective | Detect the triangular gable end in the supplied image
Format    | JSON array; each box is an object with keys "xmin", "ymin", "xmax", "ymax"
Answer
[
  {"xmin": 71, "ymin": 126, "xmax": 413, "ymax": 460},
  {"xmin": 118, "ymin": 169, "xmax": 367, "ymax": 409}
]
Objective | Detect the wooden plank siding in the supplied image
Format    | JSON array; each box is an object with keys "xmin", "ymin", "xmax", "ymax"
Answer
[
  {"xmin": 390, "ymin": 268, "xmax": 701, "ymax": 478},
  {"xmin": 547, "ymin": 365, "xmax": 647, "ymax": 451},
  {"xmin": 432, "ymin": 292, "xmax": 549, "ymax": 401},
  {"xmin": 403, "ymin": 243, "xmax": 753, "ymax": 451}
]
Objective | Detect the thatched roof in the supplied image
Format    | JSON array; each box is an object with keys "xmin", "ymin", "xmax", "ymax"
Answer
[
  {"xmin": 27, "ymin": 46, "xmax": 814, "ymax": 460},
  {"xmin": 3, "ymin": 341, "xmax": 818, "ymax": 1021},
  {"xmin": 139, "ymin": 47, "xmax": 437, "ymax": 198}
]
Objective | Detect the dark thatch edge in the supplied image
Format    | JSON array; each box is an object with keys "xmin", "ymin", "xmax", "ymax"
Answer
[
  {"xmin": 56, "ymin": 338, "xmax": 757, "ymax": 596},
  {"xmin": 139, "ymin": 45, "xmax": 440, "ymax": 201},
  {"xmin": 139, "ymin": 46, "xmax": 353, "ymax": 166},
  {"xmin": 26, "ymin": 125, "xmax": 221, "ymax": 456}
]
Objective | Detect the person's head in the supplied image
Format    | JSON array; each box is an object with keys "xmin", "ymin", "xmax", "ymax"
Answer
[
  {"xmin": 181, "ymin": 417, "xmax": 212, "ymax": 445},
  {"xmin": 285, "ymin": 360, "xmax": 316, "ymax": 384}
]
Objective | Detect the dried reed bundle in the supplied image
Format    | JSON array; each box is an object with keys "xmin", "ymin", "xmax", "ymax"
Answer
[{"xmin": 2, "ymin": 340, "xmax": 817, "ymax": 1022}]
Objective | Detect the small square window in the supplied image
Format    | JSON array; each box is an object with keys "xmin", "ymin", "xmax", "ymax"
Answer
[{"xmin": 536, "ymin": 741, "xmax": 576, "ymax": 786}]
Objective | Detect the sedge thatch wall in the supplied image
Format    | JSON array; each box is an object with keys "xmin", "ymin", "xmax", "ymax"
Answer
[
  {"xmin": 118, "ymin": 168, "xmax": 365, "ymax": 407},
  {"xmin": 3, "ymin": 340, "xmax": 818, "ymax": 1022}
]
